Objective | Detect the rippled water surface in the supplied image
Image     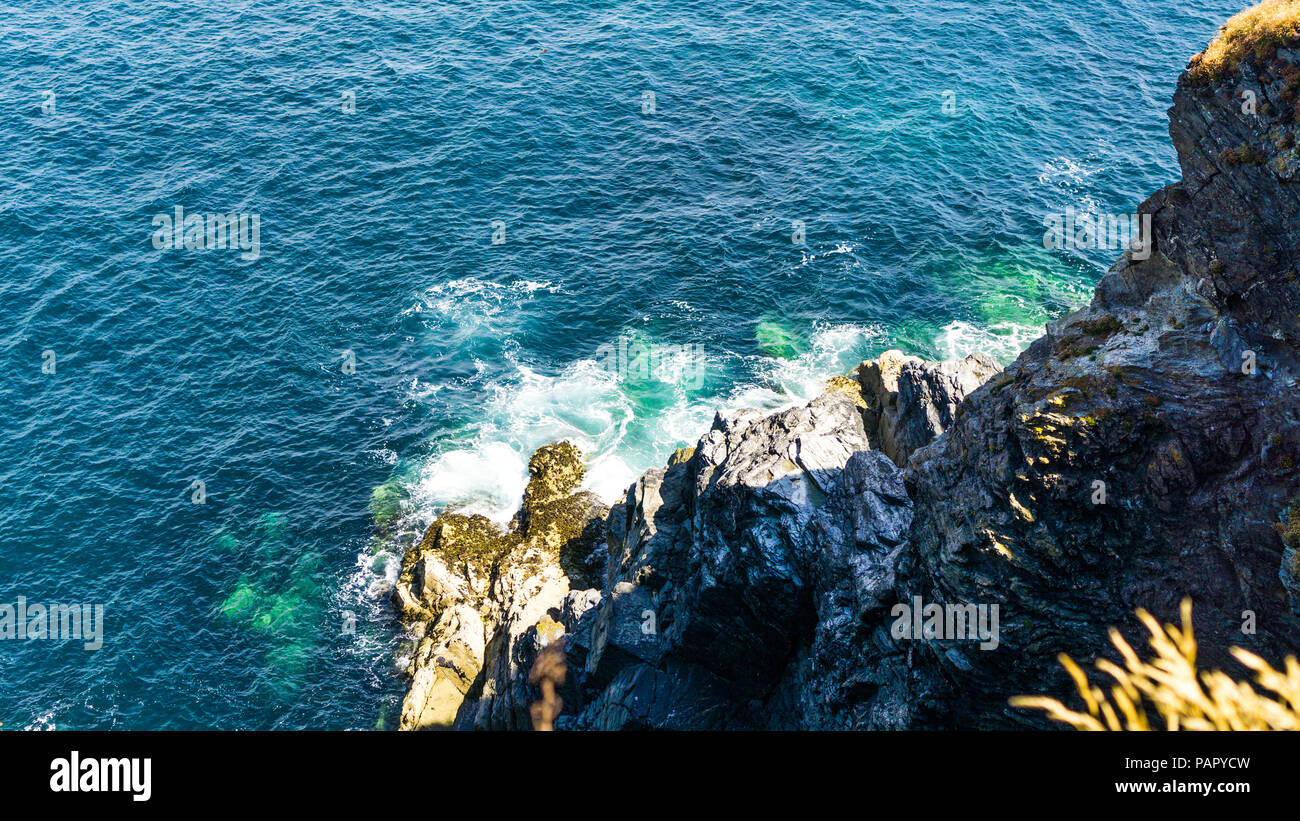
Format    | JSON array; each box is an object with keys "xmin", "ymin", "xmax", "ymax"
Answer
[{"xmin": 0, "ymin": 0, "xmax": 1240, "ymax": 728}]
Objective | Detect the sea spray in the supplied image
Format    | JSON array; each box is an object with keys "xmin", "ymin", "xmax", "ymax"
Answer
[{"xmin": 385, "ymin": 320, "xmax": 887, "ymax": 559}]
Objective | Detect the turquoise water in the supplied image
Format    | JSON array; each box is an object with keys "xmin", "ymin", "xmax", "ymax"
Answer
[{"xmin": 0, "ymin": 0, "xmax": 1238, "ymax": 729}]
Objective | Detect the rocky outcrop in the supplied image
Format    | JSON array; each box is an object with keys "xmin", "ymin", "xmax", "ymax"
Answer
[
  {"xmin": 544, "ymin": 351, "xmax": 1003, "ymax": 729},
  {"xmin": 392, "ymin": 351, "xmax": 992, "ymax": 731},
  {"xmin": 392, "ymin": 443, "xmax": 607, "ymax": 730},
  {"xmin": 570, "ymin": 393, "xmax": 906, "ymax": 728},
  {"xmin": 394, "ymin": 14, "xmax": 1300, "ymax": 730},
  {"xmin": 859, "ymin": 351, "xmax": 1001, "ymax": 466}
]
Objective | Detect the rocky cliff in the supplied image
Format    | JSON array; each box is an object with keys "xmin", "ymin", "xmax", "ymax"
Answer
[{"xmin": 392, "ymin": 15, "xmax": 1300, "ymax": 730}]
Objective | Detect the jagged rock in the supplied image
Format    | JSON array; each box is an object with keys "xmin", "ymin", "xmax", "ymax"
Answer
[
  {"xmin": 561, "ymin": 392, "xmax": 917, "ymax": 728},
  {"xmin": 859, "ymin": 350, "xmax": 921, "ymax": 451},
  {"xmin": 857, "ymin": 350, "xmax": 1001, "ymax": 465},
  {"xmin": 399, "ymin": 604, "xmax": 484, "ymax": 730},
  {"xmin": 894, "ymin": 354, "xmax": 1001, "ymax": 465},
  {"xmin": 392, "ymin": 442, "xmax": 608, "ymax": 730}
]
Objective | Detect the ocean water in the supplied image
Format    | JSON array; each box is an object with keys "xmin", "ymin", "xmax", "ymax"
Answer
[{"xmin": 0, "ymin": 0, "xmax": 1240, "ymax": 729}]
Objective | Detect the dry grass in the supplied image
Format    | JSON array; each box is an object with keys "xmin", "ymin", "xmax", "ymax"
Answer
[
  {"xmin": 1011, "ymin": 599, "xmax": 1300, "ymax": 730},
  {"xmin": 1188, "ymin": 0, "xmax": 1300, "ymax": 83}
]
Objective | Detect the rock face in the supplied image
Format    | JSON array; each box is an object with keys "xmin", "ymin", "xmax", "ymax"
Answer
[
  {"xmin": 392, "ymin": 443, "xmax": 607, "ymax": 730},
  {"xmin": 901, "ymin": 34, "xmax": 1300, "ymax": 727},
  {"xmin": 394, "ymin": 21, "xmax": 1300, "ymax": 730},
  {"xmin": 567, "ymin": 393, "xmax": 911, "ymax": 728},
  {"xmin": 859, "ymin": 351, "xmax": 1001, "ymax": 466}
]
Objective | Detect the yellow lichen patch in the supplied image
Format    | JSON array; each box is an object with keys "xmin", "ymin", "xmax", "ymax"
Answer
[
  {"xmin": 1023, "ymin": 411, "xmax": 1072, "ymax": 458},
  {"xmin": 825, "ymin": 374, "xmax": 868, "ymax": 407},
  {"xmin": 522, "ymin": 442, "xmax": 585, "ymax": 509},
  {"xmin": 1188, "ymin": 0, "xmax": 1300, "ymax": 83},
  {"xmin": 518, "ymin": 442, "xmax": 598, "ymax": 554},
  {"xmin": 1012, "ymin": 598, "xmax": 1300, "ymax": 730},
  {"xmin": 535, "ymin": 615, "xmax": 566, "ymax": 647},
  {"xmin": 1032, "ymin": 530, "xmax": 1064, "ymax": 563},
  {"xmin": 1275, "ymin": 498, "xmax": 1300, "ymax": 547},
  {"xmin": 983, "ymin": 528, "xmax": 1016, "ymax": 560},
  {"xmin": 1149, "ymin": 440, "xmax": 1193, "ymax": 482},
  {"xmin": 1009, "ymin": 492, "xmax": 1036, "ymax": 523},
  {"xmin": 416, "ymin": 513, "xmax": 516, "ymax": 575},
  {"xmin": 1046, "ymin": 391, "xmax": 1073, "ymax": 409}
]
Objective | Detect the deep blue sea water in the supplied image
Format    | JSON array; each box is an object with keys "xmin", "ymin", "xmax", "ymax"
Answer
[{"xmin": 0, "ymin": 0, "xmax": 1242, "ymax": 729}]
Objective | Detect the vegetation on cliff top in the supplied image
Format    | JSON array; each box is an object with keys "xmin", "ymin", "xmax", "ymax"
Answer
[
  {"xmin": 1012, "ymin": 599, "xmax": 1300, "ymax": 730},
  {"xmin": 1188, "ymin": 0, "xmax": 1300, "ymax": 83}
]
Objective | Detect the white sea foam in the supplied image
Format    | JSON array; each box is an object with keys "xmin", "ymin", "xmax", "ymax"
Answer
[
  {"xmin": 935, "ymin": 320, "xmax": 1041, "ymax": 364},
  {"xmin": 402, "ymin": 277, "xmax": 561, "ymax": 332},
  {"xmin": 383, "ymin": 279, "xmax": 1018, "ymax": 571},
  {"xmin": 24, "ymin": 707, "xmax": 57, "ymax": 731},
  {"xmin": 766, "ymin": 322, "xmax": 884, "ymax": 398},
  {"xmin": 1037, "ymin": 156, "xmax": 1099, "ymax": 186},
  {"xmin": 415, "ymin": 441, "xmax": 531, "ymax": 523},
  {"xmin": 398, "ymin": 311, "xmax": 887, "ymax": 532}
]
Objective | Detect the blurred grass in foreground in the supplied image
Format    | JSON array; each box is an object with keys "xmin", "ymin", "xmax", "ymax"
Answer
[{"xmin": 1011, "ymin": 599, "xmax": 1300, "ymax": 730}]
